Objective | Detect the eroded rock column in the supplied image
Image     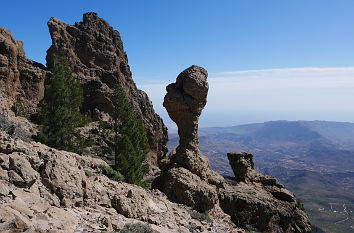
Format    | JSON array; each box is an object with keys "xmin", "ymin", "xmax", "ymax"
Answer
[
  {"xmin": 163, "ymin": 65, "xmax": 208, "ymax": 151},
  {"xmin": 153, "ymin": 65, "xmax": 223, "ymax": 212}
]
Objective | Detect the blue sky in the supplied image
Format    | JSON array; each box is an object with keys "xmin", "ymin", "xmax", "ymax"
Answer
[{"xmin": 1, "ymin": 0, "xmax": 354, "ymax": 126}]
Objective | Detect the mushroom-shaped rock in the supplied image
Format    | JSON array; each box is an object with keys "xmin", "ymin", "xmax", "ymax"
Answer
[
  {"xmin": 153, "ymin": 66, "xmax": 223, "ymax": 212},
  {"xmin": 163, "ymin": 65, "xmax": 208, "ymax": 150}
]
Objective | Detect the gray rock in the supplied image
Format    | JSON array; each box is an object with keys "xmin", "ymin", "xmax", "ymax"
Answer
[{"xmin": 0, "ymin": 182, "xmax": 9, "ymax": 196}]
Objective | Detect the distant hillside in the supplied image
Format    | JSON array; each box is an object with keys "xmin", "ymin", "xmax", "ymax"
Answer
[{"xmin": 168, "ymin": 120, "xmax": 354, "ymax": 233}]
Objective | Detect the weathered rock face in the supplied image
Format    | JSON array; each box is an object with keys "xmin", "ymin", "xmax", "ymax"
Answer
[
  {"xmin": 227, "ymin": 152, "xmax": 257, "ymax": 181},
  {"xmin": 0, "ymin": 27, "xmax": 49, "ymax": 115},
  {"xmin": 153, "ymin": 167, "xmax": 218, "ymax": 212},
  {"xmin": 46, "ymin": 12, "xmax": 168, "ymax": 165},
  {"xmin": 154, "ymin": 66, "xmax": 223, "ymax": 213},
  {"xmin": 0, "ymin": 131, "xmax": 242, "ymax": 233},
  {"xmin": 161, "ymin": 66, "xmax": 222, "ymax": 183},
  {"xmin": 164, "ymin": 65, "xmax": 208, "ymax": 150},
  {"xmin": 220, "ymin": 151, "xmax": 311, "ymax": 232},
  {"xmin": 155, "ymin": 66, "xmax": 312, "ymax": 232}
]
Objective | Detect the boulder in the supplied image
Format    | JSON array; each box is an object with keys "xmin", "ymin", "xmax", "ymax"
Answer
[
  {"xmin": 153, "ymin": 167, "xmax": 218, "ymax": 212},
  {"xmin": 218, "ymin": 151, "xmax": 311, "ymax": 232},
  {"xmin": 227, "ymin": 152, "xmax": 257, "ymax": 181}
]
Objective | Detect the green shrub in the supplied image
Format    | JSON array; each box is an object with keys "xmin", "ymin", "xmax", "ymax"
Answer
[
  {"xmin": 186, "ymin": 222, "xmax": 198, "ymax": 233},
  {"xmin": 190, "ymin": 210, "xmax": 211, "ymax": 223},
  {"xmin": 101, "ymin": 165, "xmax": 124, "ymax": 182},
  {"xmin": 120, "ymin": 223, "xmax": 153, "ymax": 233},
  {"xmin": 84, "ymin": 170, "xmax": 93, "ymax": 177},
  {"xmin": 13, "ymin": 99, "xmax": 28, "ymax": 118},
  {"xmin": 297, "ymin": 200, "xmax": 307, "ymax": 213}
]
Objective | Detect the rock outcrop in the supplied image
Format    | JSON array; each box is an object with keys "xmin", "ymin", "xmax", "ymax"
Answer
[
  {"xmin": 154, "ymin": 66, "xmax": 312, "ymax": 232},
  {"xmin": 0, "ymin": 131, "xmax": 242, "ymax": 232},
  {"xmin": 154, "ymin": 66, "xmax": 223, "ymax": 213},
  {"xmin": 0, "ymin": 27, "xmax": 49, "ymax": 115},
  {"xmin": 161, "ymin": 66, "xmax": 223, "ymax": 183},
  {"xmin": 163, "ymin": 65, "xmax": 208, "ymax": 150},
  {"xmin": 219, "ymin": 152, "xmax": 311, "ymax": 232},
  {"xmin": 45, "ymin": 12, "xmax": 168, "ymax": 165},
  {"xmin": 227, "ymin": 152, "xmax": 257, "ymax": 181}
]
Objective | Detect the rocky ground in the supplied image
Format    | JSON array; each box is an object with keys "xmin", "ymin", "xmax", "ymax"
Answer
[{"xmin": 0, "ymin": 130, "xmax": 242, "ymax": 232}]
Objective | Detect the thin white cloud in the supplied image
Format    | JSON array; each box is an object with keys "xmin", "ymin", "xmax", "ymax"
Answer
[
  {"xmin": 209, "ymin": 67, "xmax": 354, "ymax": 90},
  {"xmin": 138, "ymin": 67, "xmax": 354, "ymax": 126}
]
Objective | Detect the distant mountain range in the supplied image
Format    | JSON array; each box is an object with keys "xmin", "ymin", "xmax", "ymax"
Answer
[{"xmin": 168, "ymin": 120, "xmax": 354, "ymax": 233}]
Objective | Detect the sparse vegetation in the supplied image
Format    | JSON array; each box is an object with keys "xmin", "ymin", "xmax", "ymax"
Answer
[
  {"xmin": 84, "ymin": 169, "xmax": 93, "ymax": 177},
  {"xmin": 297, "ymin": 200, "xmax": 306, "ymax": 213},
  {"xmin": 101, "ymin": 165, "xmax": 124, "ymax": 182},
  {"xmin": 186, "ymin": 222, "xmax": 198, "ymax": 233},
  {"xmin": 120, "ymin": 223, "xmax": 153, "ymax": 233},
  {"xmin": 190, "ymin": 210, "xmax": 211, "ymax": 222},
  {"xmin": 0, "ymin": 115, "xmax": 31, "ymax": 141},
  {"xmin": 13, "ymin": 99, "xmax": 28, "ymax": 118}
]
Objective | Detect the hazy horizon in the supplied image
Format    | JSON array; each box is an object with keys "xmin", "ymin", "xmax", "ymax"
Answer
[{"xmin": 138, "ymin": 66, "xmax": 354, "ymax": 129}]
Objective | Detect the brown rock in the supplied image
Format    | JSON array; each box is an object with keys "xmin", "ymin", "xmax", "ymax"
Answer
[
  {"xmin": 164, "ymin": 65, "xmax": 208, "ymax": 150},
  {"xmin": 162, "ymin": 66, "xmax": 222, "ymax": 183},
  {"xmin": 154, "ymin": 66, "xmax": 223, "ymax": 213},
  {"xmin": 0, "ymin": 131, "xmax": 241, "ymax": 232},
  {"xmin": 153, "ymin": 167, "xmax": 218, "ymax": 212},
  {"xmin": 0, "ymin": 27, "xmax": 48, "ymax": 115},
  {"xmin": 45, "ymin": 12, "xmax": 168, "ymax": 165},
  {"xmin": 218, "ymin": 151, "xmax": 311, "ymax": 232},
  {"xmin": 0, "ymin": 182, "xmax": 9, "ymax": 196},
  {"xmin": 218, "ymin": 179, "xmax": 311, "ymax": 232},
  {"xmin": 227, "ymin": 152, "xmax": 257, "ymax": 181}
]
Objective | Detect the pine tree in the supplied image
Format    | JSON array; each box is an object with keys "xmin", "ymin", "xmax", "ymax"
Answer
[
  {"xmin": 36, "ymin": 55, "xmax": 88, "ymax": 152},
  {"xmin": 112, "ymin": 85, "xmax": 149, "ymax": 186}
]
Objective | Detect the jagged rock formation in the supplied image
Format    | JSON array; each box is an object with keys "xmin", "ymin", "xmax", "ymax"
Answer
[
  {"xmin": 0, "ymin": 131, "xmax": 242, "ymax": 232},
  {"xmin": 220, "ymin": 152, "xmax": 311, "ymax": 232},
  {"xmin": 0, "ymin": 27, "xmax": 49, "ymax": 115},
  {"xmin": 154, "ymin": 66, "xmax": 312, "ymax": 232},
  {"xmin": 45, "ymin": 12, "xmax": 168, "ymax": 165}
]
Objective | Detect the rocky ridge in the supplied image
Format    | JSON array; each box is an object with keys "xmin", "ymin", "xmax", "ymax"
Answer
[{"xmin": 46, "ymin": 12, "xmax": 168, "ymax": 165}]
